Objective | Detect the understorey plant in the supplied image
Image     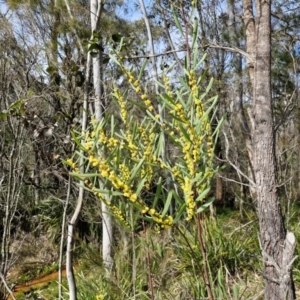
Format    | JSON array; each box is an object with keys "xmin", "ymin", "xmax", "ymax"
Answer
[{"xmin": 66, "ymin": 18, "xmax": 223, "ymax": 299}]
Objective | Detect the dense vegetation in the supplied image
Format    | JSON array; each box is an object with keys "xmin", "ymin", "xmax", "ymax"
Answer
[{"xmin": 1, "ymin": 0, "xmax": 300, "ymax": 299}]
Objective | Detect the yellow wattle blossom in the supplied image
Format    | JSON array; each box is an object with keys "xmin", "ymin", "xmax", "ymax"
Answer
[
  {"xmin": 149, "ymin": 209, "xmax": 155, "ymax": 215},
  {"xmin": 114, "ymin": 89, "xmax": 127, "ymax": 124},
  {"xmin": 66, "ymin": 158, "xmax": 77, "ymax": 170},
  {"xmin": 163, "ymin": 75, "xmax": 173, "ymax": 98},
  {"xmin": 130, "ymin": 193, "xmax": 137, "ymax": 202},
  {"xmin": 68, "ymin": 60, "xmax": 217, "ymax": 232}
]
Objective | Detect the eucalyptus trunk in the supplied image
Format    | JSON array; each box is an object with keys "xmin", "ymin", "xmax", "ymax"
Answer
[{"xmin": 243, "ymin": 0, "xmax": 296, "ymax": 298}]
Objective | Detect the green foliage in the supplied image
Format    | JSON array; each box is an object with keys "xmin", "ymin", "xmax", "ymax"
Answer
[
  {"xmin": 68, "ymin": 46, "xmax": 223, "ymax": 231},
  {"xmin": 0, "ymin": 99, "xmax": 26, "ymax": 120},
  {"xmin": 39, "ymin": 217, "xmax": 259, "ymax": 299}
]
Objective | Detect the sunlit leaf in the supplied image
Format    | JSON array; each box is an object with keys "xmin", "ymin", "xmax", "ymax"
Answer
[
  {"xmin": 196, "ymin": 197, "xmax": 215, "ymax": 213},
  {"xmin": 161, "ymin": 191, "xmax": 173, "ymax": 218}
]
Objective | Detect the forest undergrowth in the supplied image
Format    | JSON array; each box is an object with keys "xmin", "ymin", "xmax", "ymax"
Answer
[{"xmin": 9, "ymin": 207, "xmax": 300, "ymax": 300}]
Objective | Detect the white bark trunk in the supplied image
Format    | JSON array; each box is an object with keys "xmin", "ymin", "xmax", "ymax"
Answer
[
  {"xmin": 91, "ymin": 0, "xmax": 113, "ymax": 274},
  {"xmin": 66, "ymin": 29, "xmax": 91, "ymax": 300}
]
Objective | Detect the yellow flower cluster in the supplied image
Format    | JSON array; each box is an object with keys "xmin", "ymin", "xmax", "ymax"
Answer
[
  {"xmin": 95, "ymin": 154, "xmax": 173, "ymax": 228},
  {"xmin": 124, "ymin": 68, "xmax": 142, "ymax": 94},
  {"xmin": 125, "ymin": 68, "xmax": 134, "ymax": 83},
  {"xmin": 189, "ymin": 71, "xmax": 214, "ymax": 161},
  {"xmin": 167, "ymin": 70, "xmax": 215, "ymax": 221},
  {"xmin": 119, "ymin": 58, "xmax": 156, "ymax": 114},
  {"xmin": 119, "ymin": 164, "xmax": 130, "ymax": 182},
  {"xmin": 183, "ymin": 177, "xmax": 196, "ymax": 221},
  {"xmin": 141, "ymin": 165, "xmax": 152, "ymax": 190},
  {"xmin": 206, "ymin": 127, "xmax": 214, "ymax": 162},
  {"xmin": 189, "ymin": 70, "xmax": 204, "ymax": 120},
  {"xmin": 163, "ymin": 75, "xmax": 173, "ymax": 98},
  {"xmin": 110, "ymin": 204, "xmax": 131, "ymax": 229},
  {"xmin": 89, "ymin": 155, "xmax": 100, "ymax": 167},
  {"xmin": 141, "ymin": 94, "xmax": 154, "ymax": 112},
  {"xmin": 172, "ymin": 165, "xmax": 182, "ymax": 183},
  {"xmin": 142, "ymin": 206, "xmax": 174, "ymax": 229},
  {"xmin": 170, "ymin": 103, "xmax": 187, "ymax": 123},
  {"xmin": 84, "ymin": 169, "xmax": 131, "ymax": 230},
  {"xmin": 83, "ymin": 136, "xmax": 93, "ymax": 152},
  {"xmin": 114, "ymin": 89, "xmax": 127, "ymax": 124},
  {"xmin": 125, "ymin": 130, "xmax": 139, "ymax": 158},
  {"xmin": 90, "ymin": 125, "xmax": 119, "ymax": 151},
  {"xmin": 66, "ymin": 158, "xmax": 79, "ymax": 172},
  {"xmin": 138, "ymin": 126, "xmax": 155, "ymax": 160},
  {"xmin": 140, "ymin": 126, "xmax": 154, "ymax": 188}
]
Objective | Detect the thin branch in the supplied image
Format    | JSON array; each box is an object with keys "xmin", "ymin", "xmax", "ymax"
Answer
[
  {"xmin": 121, "ymin": 48, "xmax": 187, "ymax": 60},
  {"xmin": 207, "ymin": 42, "xmax": 255, "ymax": 63},
  {"xmin": 0, "ymin": 272, "xmax": 16, "ymax": 300},
  {"xmin": 62, "ymin": 0, "xmax": 84, "ymax": 54},
  {"xmin": 217, "ymin": 174, "xmax": 253, "ymax": 187},
  {"xmin": 108, "ymin": 41, "xmax": 254, "ymax": 63},
  {"xmin": 230, "ymin": 220, "xmax": 255, "ymax": 236},
  {"xmin": 222, "ymin": 130, "xmax": 256, "ymax": 186},
  {"xmin": 157, "ymin": 4, "xmax": 184, "ymax": 72}
]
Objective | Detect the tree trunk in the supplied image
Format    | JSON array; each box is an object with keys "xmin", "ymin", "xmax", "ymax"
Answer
[
  {"xmin": 243, "ymin": 0, "xmax": 296, "ymax": 298},
  {"xmin": 91, "ymin": 0, "xmax": 113, "ymax": 273}
]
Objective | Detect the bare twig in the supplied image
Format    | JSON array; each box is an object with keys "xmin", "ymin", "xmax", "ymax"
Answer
[
  {"xmin": 207, "ymin": 42, "xmax": 255, "ymax": 63},
  {"xmin": 217, "ymin": 174, "xmax": 253, "ymax": 187},
  {"xmin": 222, "ymin": 130, "xmax": 256, "ymax": 187},
  {"xmin": 0, "ymin": 272, "xmax": 16, "ymax": 300}
]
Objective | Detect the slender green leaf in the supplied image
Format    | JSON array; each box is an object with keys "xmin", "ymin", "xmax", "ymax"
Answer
[
  {"xmin": 111, "ymin": 115, "xmax": 115, "ymax": 136},
  {"xmin": 129, "ymin": 158, "xmax": 145, "ymax": 182},
  {"xmin": 195, "ymin": 53, "xmax": 207, "ymax": 70},
  {"xmin": 127, "ymin": 98, "xmax": 148, "ymax": 109},
  {"xmin": 171, "ymin": 5, "xmax": 184, "ymax": 36},
  {"xmin": 205, "ymin": 78, "xmax": 214, "ymax": 94},
  {"xmin": 153, "ymin": 177, "xmax": 163, "ymax": 208},
  {"xmin": 70, "ymin": 172, "xmax": 98, "ymax": 178},
  {"xmin": 178, "ymin": 123, "xmax": 192, "ymax": 142},
  {"xmin": 93, "ymin": 188, "xmax": 124, "ymax": 196},
  {"xmin": 155, "ymin": 132, "xmax": 165, "ymax": 157},
  {"xmin": 162, "ymin": 191, "xmax": 173, "ymax": 217},
  {"xmin": 138, "ymin": 59, "xmax": 148, "ymax": 80},
  {"xmin": 196, "ymin": 186, "xmax": 211, "ymax": 202},
  {"xmin": 172, "ymin": 189, "xmax": 185, "ymax": 205},
  {"xmin": 159, "ymin": 93, "xmax": 176, "ymax": 107},
  {"xmin": 135, "ymin": 177, "xmax": 147, "ymax": 196},
  {"xmin": 173, "ymin": 203, "xmax": 186, "ymax": 223},
  {"xmin": 191, "ymin": 17, "xmax": 198, "ymax": 50},
  {"xmin": 71, "ymin": 132, "xmax": 87, "ymax": 151},
  {"xmin": 146, "ymin": 110, "xmax": 161, "ymax": 124},
  {"xmin": 212, "ymin": 113, "xmax": 226, "ymax": 137},
  {"xmin": 109, "ymin": 54, "xmax": 121, "ymax": 67},
  {"xmin": 178, "ymin": 76, "xmax": 189, "ymax": 90},
  {"xmin": 196, "ymin": 197, "xmax": 215, "ymax": 213}
]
